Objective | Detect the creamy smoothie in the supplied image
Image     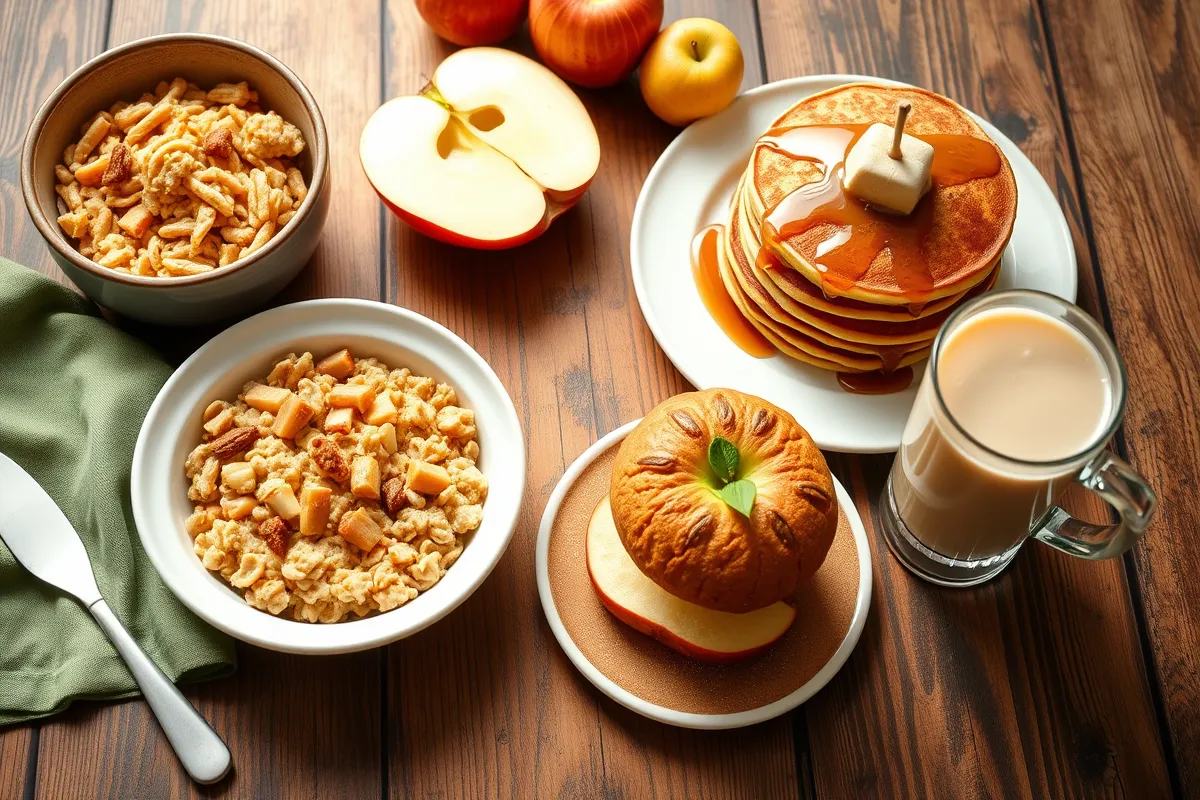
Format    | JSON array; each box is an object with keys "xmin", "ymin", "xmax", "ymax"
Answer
[{"xmin": 891, "ymin": 307, "xmax": 1112, "ymax": 560}]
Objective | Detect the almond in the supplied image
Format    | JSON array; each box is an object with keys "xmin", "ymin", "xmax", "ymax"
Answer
[
  {"xmin": 382, "ymin": 477, "xmax": 406, "ymax": 517},
  {"xmin": 259, "ymin": 516, "xmax": 290, "ymax": 558},
  {"xmin": 101, "ymin": 143, "xmax": 132, "ymax": 186},
  {"xmin": 210, "ymin": 426, "xmax": 260, "ymax": 459},
  {"xmin": 204, "ymin": 127, "xmax": 234, "ymax": 159},
  {"xmin": 308, "ymin": 436, "xmax": 349, "ymax": 484}
]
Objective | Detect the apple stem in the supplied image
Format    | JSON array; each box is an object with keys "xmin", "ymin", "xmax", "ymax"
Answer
[
  {"xmin": 691, "ymin": 40, "xmax": 700, "ymax": 61},
  {"xmin": 423, "ymin": 82, "xmax": 450, "ymax": 110}
]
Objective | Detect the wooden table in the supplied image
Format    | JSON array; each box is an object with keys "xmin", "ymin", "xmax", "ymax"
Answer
[{"xmin": 1, "ymin": 0, "xmax": 1196, "ymax": 797}]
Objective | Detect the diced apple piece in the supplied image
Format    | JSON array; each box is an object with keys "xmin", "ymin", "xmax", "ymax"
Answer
[
  {"xmin": 324, "ymin": 406, "xmax": 355, "ymax": 434},
  {"xmin": 406, "ymin": 460, "xmax": 451, "ymax": 495},
  {"xmin": 364, "ymin": 393, "xmax": 398, "ymax": 426},
  {"xmin": 73, "ymin": 153, "xmax": 112, "ymax": 187},
  {"xmin": 299, "ymin": 484, "xmax": 332, "ymax": 537},
  {"xmin": 338, "ymin": 507, "xmax": 383, "ymax": 551},
  {"xmin": 221, "ymin": 462, "xmax": 257, "ymax": 494},
  {"xmin": 379, "ymin": 422, "xmax": 398, "ymax": 454},
  {"xmin": 221, "ymin": 495, "xmax": 258, "ymax": 520},
  {"xmin": 327, "ymin": 383, "xmax": 376, "ymax": 413},
  {"xmin": 271, "ymin": 394, "xmax": 315, "ymax": 439},
  {"xmin": 262, "ymin": 481, "xmax": 300, "ymax": 520},
  {"xmin": 351, "ymin": 456, "xmax": 381, "ymax": 499},
  {"xmin": 316, "ymin": 349, "xmax": 355, "ymax": 380},
  {"xmin": 245, "ymin": 384, "xmax": 292, "ymax": 413},
  {"xmin": 118, "ymin": 204, "xmax": 154, "ymax": 238}
]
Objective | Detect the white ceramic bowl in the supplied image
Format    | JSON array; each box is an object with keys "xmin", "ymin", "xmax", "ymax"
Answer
[{"xmin": 131, "ymin": 300, "xmax": 525, "ymax": 654}]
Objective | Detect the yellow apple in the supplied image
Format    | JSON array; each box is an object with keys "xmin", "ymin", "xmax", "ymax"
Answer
[{"xmin": 638, "ymin": 18, "xmax": 744, "ymax": 127}]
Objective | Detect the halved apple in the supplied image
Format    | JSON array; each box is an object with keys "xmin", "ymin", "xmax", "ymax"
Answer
[
  {"xmin": 586, "ymin": 496, "xmax": 796, "ymax": 663},
  {"xmin": 360, "ymin": 47, "xmax": 601, "ymax": 249}
]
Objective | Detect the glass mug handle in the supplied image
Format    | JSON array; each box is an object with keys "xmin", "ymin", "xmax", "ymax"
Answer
[{"xmin": 1031, "ymin": 450, "xmax": 1157, "ymax": 559}]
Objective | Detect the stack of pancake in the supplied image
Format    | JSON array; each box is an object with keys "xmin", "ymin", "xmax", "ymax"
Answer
[{"xmin": 718, "ymin": 83, "xmax": 1018, "ymax": 374}]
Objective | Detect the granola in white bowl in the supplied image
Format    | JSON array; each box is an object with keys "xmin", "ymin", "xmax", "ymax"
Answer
[{"xmin": 183, "ymin": 348, "xmax": 487, "ymax": 623}]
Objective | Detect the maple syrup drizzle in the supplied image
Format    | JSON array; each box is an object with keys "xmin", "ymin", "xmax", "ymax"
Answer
[
  {"xmin": 690, "ymin": 224, "xmax": 776, "ymax": 358},
  {"xmin": 757, "ymin": 124, "xmax": 1001, "ymax": 300},
  {"xmin": 837, "ymin": 366, "xmax": 915, "ymax": 395}
]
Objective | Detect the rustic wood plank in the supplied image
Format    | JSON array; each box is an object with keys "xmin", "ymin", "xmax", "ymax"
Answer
[
  {"xmin": 0, "ymin": 0, "xmax": 106, "ymax": 794},
  {"xmin": 1041, "ymin": 0, "xmax": 1200, "ymax": 792},
  {"xmin": 755, "ymin": 0, "xmax": 1173, "ymax": 795},
  {"xmin": 32, "ymin": 1, "xmax": 385, "ymax": 797},
  {"xmin": 381, "ymin": 2, "xmax": 804, "ymax": 798},
  {"xmin": 0, "ymin": 0, "xmax": 109, "ymax": 281},
  {"xmin": 0, "ymin": 726, "xmax": 33, "ymax": 799},
  {"xmin": 35, "ymin": 648, "xmax": 381, "ymax": 799}
]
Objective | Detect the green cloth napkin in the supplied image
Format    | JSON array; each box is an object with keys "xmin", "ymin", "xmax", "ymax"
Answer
[{"xmin": 0, "ymin": 258, "xmax": 235, "ymax": 725}]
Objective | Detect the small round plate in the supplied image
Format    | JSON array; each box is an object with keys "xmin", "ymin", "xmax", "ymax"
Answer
[
  {"xmin": 535, "ymin": 421, "xmax": 873, "ymax": 729},
  {"xmin": 630, "ymin": 75, "xmax": 1076, "ymax": 453}
]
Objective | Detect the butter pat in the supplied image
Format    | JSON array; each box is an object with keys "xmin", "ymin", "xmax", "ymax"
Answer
[{"xmin": 842, "ymin": 123, "xmax": 934, "ymax": 215}]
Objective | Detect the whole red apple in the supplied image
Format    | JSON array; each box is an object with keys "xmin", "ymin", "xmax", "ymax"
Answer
[
  {"xmin": 414, "ymin": 0, "xmax": 528, "ymax": 47},
  {"xmin": 529, "ymin": 0, "xmax": 663, "ymax": 88}
]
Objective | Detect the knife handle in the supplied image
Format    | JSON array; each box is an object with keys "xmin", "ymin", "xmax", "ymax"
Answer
[{"xmin": 88, "ymin": 599, "xmax": 232, "ymax": 784}]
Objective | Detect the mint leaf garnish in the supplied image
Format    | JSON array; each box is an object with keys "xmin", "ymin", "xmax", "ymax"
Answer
[
  {"xmin": 708, "ymin": 436, "xmax": 739, "ymax": 482},
  {"xmin": 719, "ymin": 479, "xmax": 757, "ymax": 517}
]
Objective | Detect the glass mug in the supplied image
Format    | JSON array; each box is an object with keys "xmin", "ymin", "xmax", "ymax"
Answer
[{"xmin": 879, "ymin": 290, "xmax": 1157, "ymax": 587}]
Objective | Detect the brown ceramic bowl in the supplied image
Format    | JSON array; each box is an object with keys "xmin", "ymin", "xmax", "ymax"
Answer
[{"xmin": 21, "ymin": 33, "xmax": 330, "ymax": 325}]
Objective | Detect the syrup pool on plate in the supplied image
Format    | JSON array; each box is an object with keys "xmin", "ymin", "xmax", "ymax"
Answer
[{"xmin": 689, "ymin": 224, "xmax": 776, "ymax": 358}]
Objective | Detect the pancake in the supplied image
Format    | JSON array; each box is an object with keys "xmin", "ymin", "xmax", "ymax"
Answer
[
  {"xmin": 716, "ymin": 217, "xmax": 934, "ymax": 372},
  {"xmin": 749, "ymin": 83, "xmax": 1017, "ymax": 307},
  {"xmin": 730, "ymin": 173, "xmax": 1001, "ymax": 346},
  {"xmin": 726, "ymin": 180, "xmax": 953, "ymax": 352},
  {"xmin": 736, "ymin": 160, "xmax": 983, "ymax": 322}
]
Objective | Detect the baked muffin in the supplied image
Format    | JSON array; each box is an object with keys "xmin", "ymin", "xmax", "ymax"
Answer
[{"xmin": 610, "ymin": 389, "xmax": 837, "ymax": 613}]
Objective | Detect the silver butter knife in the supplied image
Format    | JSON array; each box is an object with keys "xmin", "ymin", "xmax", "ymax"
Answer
[{"xmin": 0, "ymin": 451, "xmax": 231, "ymax": 784}]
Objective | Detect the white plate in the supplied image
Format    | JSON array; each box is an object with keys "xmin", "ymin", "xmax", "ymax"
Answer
[
  {"xmin": 535, "ymin": 421, "xmax": 873, "ymax": 729},
  {"xmin": 630, "ymin": 75, "xmax": 1076, "ymax": 453},
  {"xmin": 132, "ymin": 299, "xmax": 525, "ymax": 654}
]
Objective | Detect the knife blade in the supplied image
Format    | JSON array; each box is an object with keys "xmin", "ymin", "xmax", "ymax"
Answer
[
  {"xmin": 0, "ymin": 451, "xmax": 231, "ymax": 784},
  {"xmin": 0, "ymin": 451, "xmax": 102, "ymax": 604}
]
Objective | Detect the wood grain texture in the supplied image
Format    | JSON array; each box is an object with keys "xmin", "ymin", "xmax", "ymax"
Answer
[
  {"xmin": 0, "ymin": 726, "xmax": 33, "ymax": 799},
  {"xmin": 756, "ymin": 0, "xmax": 1172, "ymax": 796},
  {"xmin": 381, "ymin": 2, "xmax": 804, "ymax": 798},
  {"xmin": 35, "ymin": 648, "xmax": 381, "ymax": 799},
  {"xmin": 0, "ymin": 0, "xmax": 108, "ymax": 280},
  {"xmin": 30, "ymin": 1, "xmax": 385, "ymax": 797},
  {"xmin": 1041, "ymin": 0, "xmax": 1200, "ymax": 792},
  {"xmin": 2, "ymin": 0, "xmax": 1194, "ymax": 797}
]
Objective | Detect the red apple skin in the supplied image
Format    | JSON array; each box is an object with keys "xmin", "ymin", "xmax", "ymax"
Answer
[
  {"xmin": 529, "ymin": 0, "xmax": 664, "ymax": 88},
  {"xmin": 414, "ymin": 0, "xmax": 528, "ymax": 47},
  {"xmin": 370, "ymin": 183, "xmax": 590, "ymax": 250},
  {"xmin": 587, "ymin": 555, "xmax": 796, "ymax": 664}
]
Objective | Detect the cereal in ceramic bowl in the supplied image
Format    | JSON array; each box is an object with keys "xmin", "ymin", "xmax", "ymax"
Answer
[
  {"xmin": 183, "ymin": 349, "xmax": 488, "ymax": 623},
  {"xmin": 22, "ymin": 34, "xmax": 331, "ymax": 325},
  {"xmin": 54, "ymin": 76, "xmax": 308, "ymax": 277}
]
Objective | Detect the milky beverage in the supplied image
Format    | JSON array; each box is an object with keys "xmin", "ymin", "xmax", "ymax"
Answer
[{"xmin": 891, "ymin": 307, "xmax": 1112, "ymax": 560}]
